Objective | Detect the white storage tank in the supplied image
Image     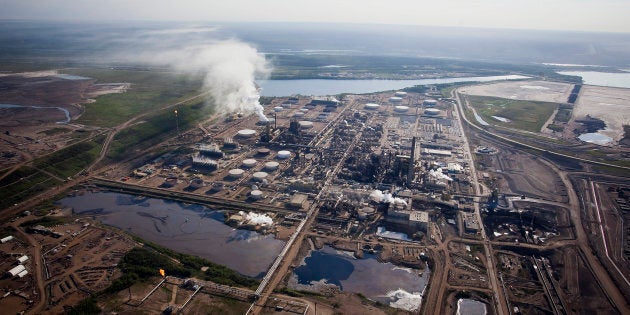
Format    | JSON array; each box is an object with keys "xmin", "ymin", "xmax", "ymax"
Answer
[
  {"xmin": 7, "ymin": 265, "xmax": 25, "ymax": 277},
  {"xmin": 16, "ymin": 255, "xmax": 28, "ymax": 264},
  {"xmin": 237, "ymin": 129, "xmax": 257, "ymax": 138},
  {"xmin": 1, "ymin": 236, "xmax": 13, "ymax": 243},
  {"xmin": 250, "ymin": 190, "xmax": 264, "ymax": 200},
  {"xmin": 277, "ymin": 150, "xmax": 291, "ymax": 159},
  {"xmin": 423, "ymin": 99, "xmax": 438, "ymax": 107},
  {"xmin": 228, "ymin": 168, "xmax": 245, "ymax": 178},
  {"xmin": 17, "ymin": 270, "xmax": 28, "ymax": 278},
  {"xmin": 424, "ymin": 108, "xmax": 441, "ymax": 116},
  {"xmin": 389, "ymin": 96, "xmax": 403, "ymax": 103},
  {"xmin": 394, "ymin": 105, "xmax": 409, "ymax": 113},
  {"xmin": 364, "ymin": 103, "xmax": 380, "ymax": 110},
  {"xmin": 293, "ymin": 111, "xmax": 305, "ymax": 117},
  {"xmin": 298, "ymin": 121, "xmax": 314, "ymax": 129},
  {"xmin": 395, "ymin": 91, "xmax": 407, "ymax": 97},
  {"xmin": 274, "ymin": 106, "xmax": 283, "ymax": 112},
  {"xmin": 252, "ymin": 172, "xmax": 268, "ymax": 182},
  {"xmin": 264, "ymin": 161, "xmax": 280, "ymax": 171},
  {"xmin": 242, "ymin": 159, "xmax": 257, "ymax": 168}
]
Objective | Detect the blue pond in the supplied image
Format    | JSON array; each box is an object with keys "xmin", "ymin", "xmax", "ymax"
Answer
[
  {"xmin": 291, "ymin": 246, "xmax": 429, "ymax": 311},
  {"xmin": 59, "ymin": 192, "xmax": 285, "ymax": 277}
]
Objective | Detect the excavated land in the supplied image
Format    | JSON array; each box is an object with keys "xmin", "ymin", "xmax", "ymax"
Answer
[{"xmin": 572, "ymin": 85, "xmax": 630, "ymax": 143}]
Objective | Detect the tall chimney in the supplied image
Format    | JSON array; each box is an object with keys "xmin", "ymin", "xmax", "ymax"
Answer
[{"xmin": 408, "ymin": 136, "xmax": 416, "ymax": 186}]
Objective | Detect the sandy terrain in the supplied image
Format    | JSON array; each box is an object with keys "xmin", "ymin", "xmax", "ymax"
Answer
[
  {"xmin": 572, "ymin": 85, "xmax": 630, "ymax": 142},
  {"xmin": 459, "ymin": 80, "xmax": 573, "ymax": 103}
]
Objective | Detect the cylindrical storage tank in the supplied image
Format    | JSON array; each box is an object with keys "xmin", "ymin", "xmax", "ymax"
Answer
[
  {"xmin": 389, "ymin": 96, "xmax": 403, "ymax": 103},
  {"xmin": 252, "ymin": 172, "xmax": 268, "ymax": 182},
  {"xmin": 237, "ymin": 129, "xmax": 256, "ymax": 138},
  {"xmin": 277, "ymin": 150, "xmax": 291, "ymax": 159},
  {"xmin": 264, "ymin": 161, "xmax": 280, "ymax": 171},
  {"xmin": 293, "ymin": 111, "xmax": 305, "ymax": 118},
  {"xmin": 300, "ymin": 108, "xmax": 309, "ymax": 112},
  {"xmin": 424, "ymin": 108, "xmax": 441, "ymax": 116},
  {"xmin": 364, "ymin": 103, "xmax": 380, "ymax": 110},
  {"xmin": 228, "ymin": 168, "xmax": 245, "ymax": 178},
  {"xmin": 395, "ymin": 91, "xmax": 407, "ymax": 97},
  {"xmin": 423, "ymin": 99, "xmax": 438, "ymax": 107},
  {"xmin": 274, "ymin": 106, "xmax": 283, "ymax": 112},
  {"xmin": 394, "ymin": 105, "xmax": 409, "ymax": 113},
  {"xmin": 257, "ymin": 148, "xmax": 271, "ymax": 156},
  {"xmin": 298, "ymin": 121, "xmax": 313, "ymax": 129},
  {"xmin": 242, "ymin": 159, "xmax": 257, "ymax": 168},
  {"xmin": 250, "ymin": 190, "xmax": 264, "ymax": 200}
]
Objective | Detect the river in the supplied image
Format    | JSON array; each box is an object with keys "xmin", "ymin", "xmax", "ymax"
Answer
[
  {"xmin": 0, "ymin": 104, "xmax": 71, "ymax": 124},
  {"xmin": 58, "ymin": 192, "xmax": 285, "ymax": 278},
  {"xmin": 557, "ymin": 71, "xmax": 630, "ymax": 89},
  {"xmin": 257, "ymin": 75, "xmax": 529, "ymax": 96}
]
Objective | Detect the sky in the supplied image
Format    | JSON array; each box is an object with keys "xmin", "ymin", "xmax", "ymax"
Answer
[{"xmin": 1, "ymin": 0, "xmax": 629, "ymax": 33}]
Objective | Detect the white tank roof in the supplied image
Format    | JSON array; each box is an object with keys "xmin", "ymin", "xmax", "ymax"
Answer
[
  {"xmin": 389, "ymin": 96, "xmax": 403, "ymax": 103},
  {"xmin": 364, "ymin": 103, "xmax": 380, "ymax": 110},
  {"xmin": 252, "ymin": 171, "xmax": 268, "ymax": 179},
  {"xmin": 264, "ymin": 161, "xmax": 280, "ymax": 170},
  {"xmin": 228, "ymin": 169, "xmax": 245, "ymax": 177},
  {"xmin": 242, "ymin": 159, "xmax": 257, "ymax": 167},
  {"xmin": 394, "ymin": 105, "xmax": 410, "ymax": 112},
  {"xmin": 395, "ymin": 91, "xmax": 407, "ymax": 97},
  {"xmin": 424, "ymin": 108, "xmax": 441, "ymax": 115},
  {"xmin": 277, "ymin": 150, "xmax": 291, "ymax": 159},
  {"xmin": 294, "ymin": 111, "xmax": 305, "ymax": 117},
  {"xmin": 298, "ymin": 121, "xmax": 313, "ymax": 129},
  {"xmin": 237, "ymin": 129, "xmax": 256, "ymax": 137},
  {"xmin": 251, "ymin": 189, "xmax": 263, "ymax": 198},
  {"xmin": 274, "ymin": 106, "xmax": 283, "ymax": 112}
]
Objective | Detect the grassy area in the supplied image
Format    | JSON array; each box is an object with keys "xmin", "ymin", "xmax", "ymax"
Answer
[
  {"xmin": 0, "ymin": 166, "xmax": 62, "ymax": 210},
  {"xmin": 33, "ymin": 136, "xmax": 104, "ymax": 179},
  {"xmin": 107, "ymin": 244, "xmax": 259, "ymax": 294},
  {"xmin": 71, "ymin": 69, "xmax": 203, "ymax": 127},
  {"xmin": 19, "ymin": 216, "xmax": 67, "ymax": 228},
  {"xmin": 467, "ymin": 95, "xmax": 558, "ymax": 132},
  {"xmin": 107, "ymin": 99, "xmax": 212, "ymax": 162}
]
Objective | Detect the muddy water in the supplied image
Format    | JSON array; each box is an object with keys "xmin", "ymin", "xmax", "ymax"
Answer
[
  {"xmin": 289, "ymin": 246, "xmax": 430, "ymax": 311},
  {"xmin": 59, "ymin": 192, "xmax": 285, "ymax": 278}
]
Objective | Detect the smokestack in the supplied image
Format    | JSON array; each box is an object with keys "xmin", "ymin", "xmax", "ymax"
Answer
[{"xmin": 408, "ymin": 136, "xmax": 416, "ymax": 186}]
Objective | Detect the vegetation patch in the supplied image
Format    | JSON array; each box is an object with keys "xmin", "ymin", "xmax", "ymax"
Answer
[
  {"xmin": 19, "ymin": 216, "xmax": 66, "ymax": 228},
  {"xmin": 33, "ymin": 136, "xmax": 104, "ymax": 178},
  {"xmin": 73, "ymin": 69, "xmax": 204, "ymax": 127},
  {"xmin": 107, "ymin": 100, "xmax": 212, "ymax": 162},
  {"xmin": 0, "ymin": 166, "xmax": 62, "ymax": 210},
  {"xmin": 467, "ymin": 95, "xmax": 558, "ymax": 132}
]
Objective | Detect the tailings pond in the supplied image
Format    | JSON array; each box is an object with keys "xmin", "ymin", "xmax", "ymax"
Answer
[
  {"xmin": 289, "ymin": 246, "xmax": 430, "ymax": 311},
  {"xmin": 59, "ymin": 192, "xmax": 285, "ymax": 278}
]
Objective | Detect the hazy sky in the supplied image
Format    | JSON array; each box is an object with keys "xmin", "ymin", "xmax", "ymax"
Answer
[{"xmin": 1, "ymin": 0, "xmax": 629, "ymax": 33}]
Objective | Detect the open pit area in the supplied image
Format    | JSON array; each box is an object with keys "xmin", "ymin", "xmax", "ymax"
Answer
[
  {"xmin": 572, "ymin": 85, "xmax": 630, "ymax": 143},
  {"xmin": 459, "ymin": 80, "xmax": 574, "ymax": 103}
]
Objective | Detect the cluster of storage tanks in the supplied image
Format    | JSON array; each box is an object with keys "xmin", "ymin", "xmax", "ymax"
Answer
[{"xmin": 364, "ymin": 92, "xmax": 441, "ymax": 116}]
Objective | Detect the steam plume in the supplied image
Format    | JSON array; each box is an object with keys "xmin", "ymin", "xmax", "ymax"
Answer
[{"xmin": 130, "ymin": 39, "xmax": 271, "ymax": 120}]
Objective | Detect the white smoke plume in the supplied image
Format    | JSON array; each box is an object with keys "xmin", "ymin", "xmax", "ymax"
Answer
[
  {"xmin": 369, "ymin": 190, "xmax": 407, "ymax": 206},
  {"xmin": 238, "ymin": 211, "xmax": 273, "ymax": 226},
  {"xmin": 128, "ymin": 39, "xmax": 271, "ymax": 120},
  {"xmin": 428, "ymin": 168, "xmax": 453, "ymax": 181}
]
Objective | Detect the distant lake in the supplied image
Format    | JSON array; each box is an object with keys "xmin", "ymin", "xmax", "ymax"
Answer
[
  {"xmin": 257, "ymin": 75, "xmax": 529, "ymax": 96},
  {"xmin": 557, "ymin": 71, "xmax": 630, "ymax": 88}
]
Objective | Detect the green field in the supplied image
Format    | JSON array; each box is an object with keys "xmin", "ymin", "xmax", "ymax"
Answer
[
  {"xmin": 0, "ymin": 166, "xmax": 62, "ymax": 210},
  {"xmin": 107, "ymin": 99, "xmax": 213, "ymax": 162},
  {"xmin": 466, "ymin": 95, "xmax": 558, "ymax": 132},
  {"xmin": 33, "ymin": 136, "xmax": 104, "ymax": 178},
  {"xmin": 71, "ymin": 69, "xmax": 204, "ymax": 127}
]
